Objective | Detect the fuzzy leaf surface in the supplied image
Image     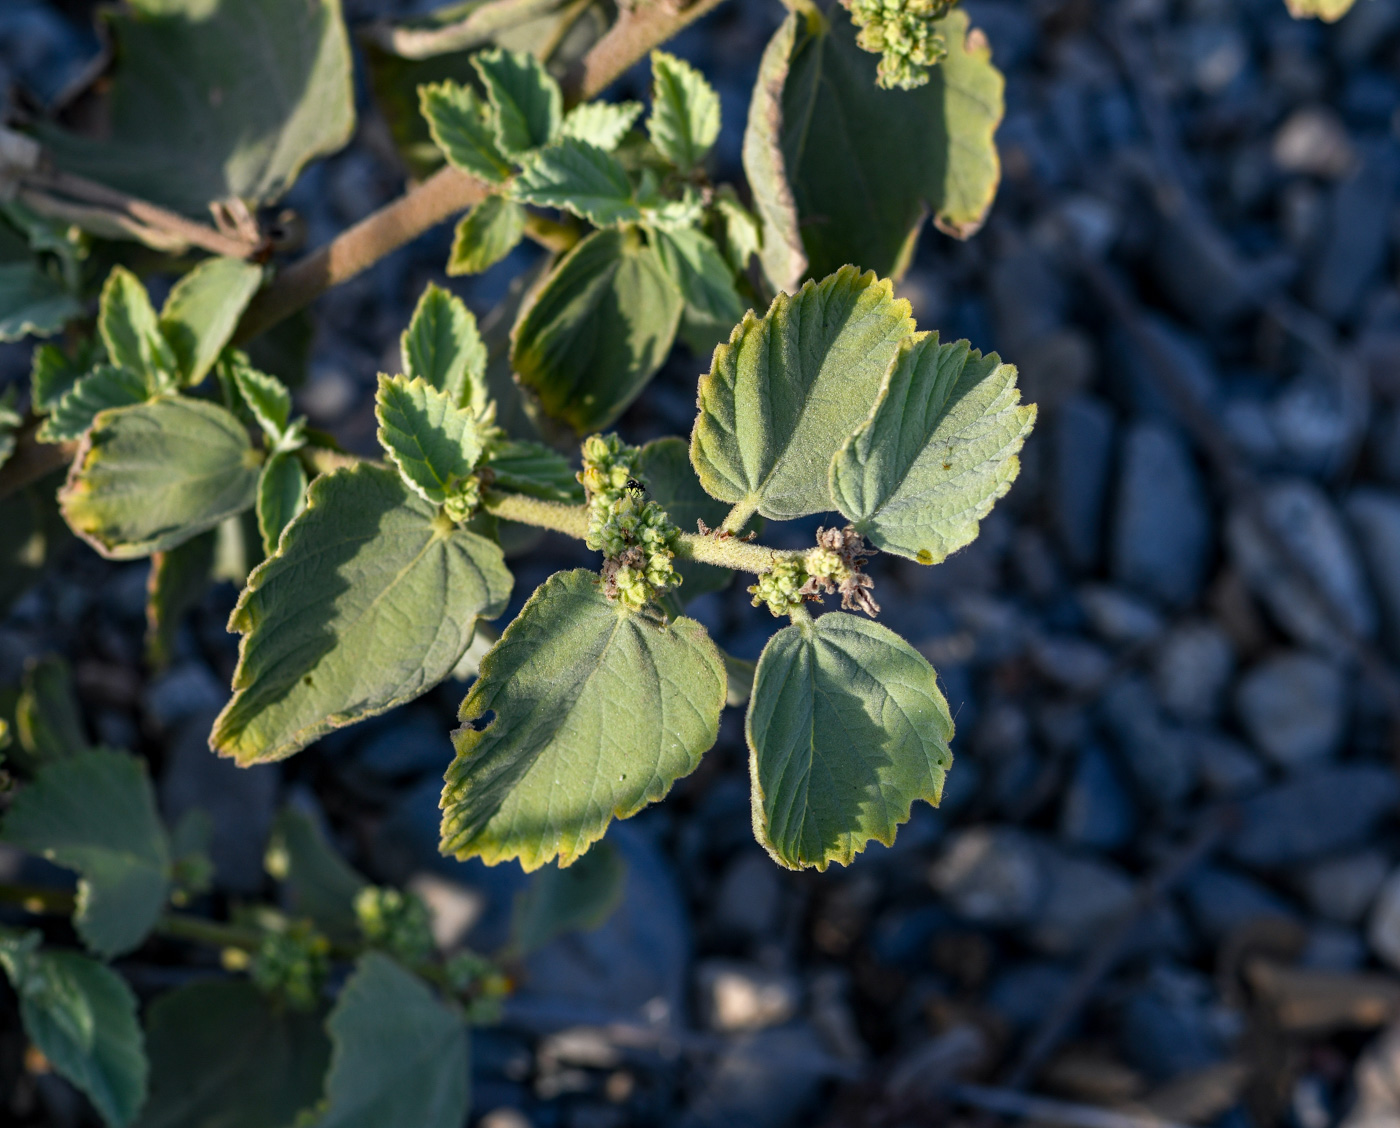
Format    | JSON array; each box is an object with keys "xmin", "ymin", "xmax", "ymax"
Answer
[
  {"xmin": 0, "ymin": 934, "xmax": 147, "ymax": 1128},
  {"xmin": 512, "ymin": 138, "xmax": 641, "ymax": 227},
  {"xmin": 690, "ymin": 266, "xmax": 913, "ymax": 520},
  {"xmin": 472, "ymin": 47, "xmax": 562, "ymax": 157},
  {"xmin": 420, "ymin": 81, "xmax": 512, "ymax": 183},
  {"xmin": 59, "ymin": 397, "xmax": 260, "ymax": 559},
  {"xmin": 136, "ymin": 980, "xmax": 329, "ymax": 1128},
  {"xmin": 441, "ymin": 570, "xmax": 725, "ymax": 870},
  {"xmin": 648, "ymin": 50, "xmax": 721, "ymax": 170},
  {"xmin": 0, "ymin": 263, "xmax": 81, "ymax": 342},
  {"xmin": 2, "ymin": 750, "xmax": 170, "ymax": 956},
  {"xmin": 41, "ymin": 0, "xmax": 354, "ymax": 217},
  {"xmin": 652, "ymin": 225, "xmax": 747, "ymax": 358},
  {"xmin": 561, "ymin": 101, "xmax": 643, "ymax": 150},
  {"xmin": 401, "ymin": 282, "xmax": 488, "ymax": 413},
  {"xmin": 158, "ymin": 257, "xmax": 263, "ymax": 386},
  {"xmin": 99, "ymin": 267, "xmax": 175, "ymax": 386},
  {"xmin": 38, "ymin": 366, "xmax": 149, "ymax": 443},
  {"xmin": 229, "ymin": 358, "xmax": 293, "ymax": 440},
  {"xmin": 257, "ymin": 451, "xmax": 308, "ymax": 554},
  {"xmin": 307, "ymin": 953, "xmax": 468, "ymax": 1128},
  {"xmin": 211, "ymin": 464, "xmax": 512, "ymax": 765},
  {"xmin": 512, "ymin": 228, "xmax": 682, "ymax": 433},
  {"xmin": 830, "ymin": 334, "xmax": 1034, "ymax": 563},
  {"xmin": 483, "ymin": 439, "xmax": 583, "ymax": 503},
  {"xmin": 375, "ymin": 374, "xmax": 486, "ymax": 505},
  {"xmin": 748, "ymin": 613, "xmax": 953, "ymax": 870},
  {"xmin": 448, "ymin": 196, "xmax": 525, "ymax": 276}
]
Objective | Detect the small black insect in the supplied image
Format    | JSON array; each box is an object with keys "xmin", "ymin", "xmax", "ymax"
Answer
[{"xmin": 624, "ymin": 477, "xmax": 648, "ymax": 496}]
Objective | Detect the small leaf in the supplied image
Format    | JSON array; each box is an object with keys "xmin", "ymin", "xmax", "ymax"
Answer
[
  {"xmin": 419, "ymin": 81, "xmax": 513, "ymax": 183},
  {"xmin": 136, "ymin": 980, "xmax": 329, "ymax": 1128},
  {"xmin": 741, "ymin": 16, "xmax": 806, "ymax": 293},
  {"xmin": 146, "ymin": 530, "xmax": 217, "ymax": 666},
  {"xmin": 3, "ymin": 749, "xmax": 171, "ymax": 956},
  {"xmin": 447, "ymin": 195, "xmax": 525, "ymax": 276},
  {"xmin": 16, "ymin": 655, "xmax": 89, "ymax": 763},
  {"xmin": 38, "ymin": 366, "xmax": 150, "ymax": 443},
  {"xmin": 471, "ymin": 47, "xmax": 562, "ymax": 158},
  {"xmin": 159, "ymin": 257, "xmax": 264, "ymax": 386},
  {"xmin": 512, "ymin": 138, "xmax": 642, "ymax": 227},
  {"xmin": 652, "ymin": 225, "xmax": 748, "ymax": 358},
  {"xmin": 636, "ymin": 437, "xmax": 734, "ymax": 598},
  {"xmin": 711, "ymin": 185, "xmax": 762, "ymax": 274},
  {"xmin": 511, "ymin": 228, "xmax": 682, "ymax": 433},
  {"xmin": 482, "ymin": 438, "xmax": 583, "ymax": 503},
  {"xmin": 230, "ymin": 357, "xmax": 294, "ymax": 442},
  {"xmin": 648, "ymin": 50, "xmax": 721, "ymax": 170},
  {"xmin": 691, "ymin": 266, "xmax": 914, "ymax": 520},
  {"xmin": 257, "ymin": 451, "xmax": 308, "ymax": 554},
  {"xmin": 441, "ymin": 569, "xmax": 725, "ymax": 870},
  {"xmin": 401, "ymin": 282, "xmax": 489, "ymax": 414},
  {"xmin": 509, "ymin": 839, "xmax": 625, "ymax": 956},
  {"xmin": 60, "ymin": 397, "xmax": 262, "ymax": 559},
  {"xmin": 98, "ymin": 267, "xmax": 176, "ymax": 387},
  {"xmin": 831, "ymin": 333, "xmax": 1035, "ymax": 563},
  {"xmin": 0, "ymin": 262, "xmax": 82, "ymax": 342},
  {"xmin": 375, "ymin": 373, "xmax": 486, "ymax": 505},
  {"xmin": 265, "ymin": 806, "xmax": 367, "ymax": 943},
  {"xmin": 561, "ymin": 101, "xmax": 644, "ymax": 150},
  {"xmin": 32, "ymin": 340, "xmax": 100, "ymax": 413},
  {"xmin": 211, "ymin": 463, "xmax": 513, "ymax": 765},
  {"xmin": 0, "ymin": 934, "xmax": 147, "ymax": 1128},
  {"xmin": 748, "ymin": 612, "xmax": 953, "ymax": 870},
  {"xmin": 307, "ymin": 953, "xmax": 469, "ymax": 1128}
]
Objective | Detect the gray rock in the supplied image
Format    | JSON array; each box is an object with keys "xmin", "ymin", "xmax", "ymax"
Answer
[
  {"xmin": 713, "ymin": 851, "xmax": 783, "ymax": 941},
  {"xmin": 1027, "ymin": 633, "xmax": 1113, "ymax": 694},
  {"xmin": 1230, "ymin": 766, "xmax": 1400, "ymax": 869},
  {"xmin": 1307, "ymin": 149, "xmax": 1400, "ymax": 322},
  {"xmin": 1347, "ymin": 489, "xmax": 1400, "ymax": 658},
  {"xmin": 143, "ymin": 662, "xmax": 226, "ymax": 732},
  {"xmin": 680, "ymin": 1025, "xmax": 840, "ymax": 1128},
  {"xmin": 1235, "ymin": 653, "xmax": 1347, "ymax": 769},
  {"xmin": 1340, "ymin": 1020, "xmax": 1400, "ymax": 1128},
  {"xmin": 1059, "ymin": 744, "xmax": 1135, "ymax": 850},
  {"xmin": 1181, "ymin": 866, "xmax": 1298, "ymax": 942},
  {"xmin": 354, "ymin": 710, "xmax": 450, "ymax": 778},
  {"xmin": 1098, "ymin": 677, "xmax": 1197, "ymax": 808},
  {"xmin": 1195, "ymin": 732, "xmax": 1268, "ymax": 797},
  {"xmin": 986, "ymin": 963, "xmax": 1076, "ymax": 1030},
  {"xmin": 1111, "ymin": 421, "xmax": 1211, "ymax": 608},
  {"xmin": 1301, "ymin": 924, "xmax": 1368, "ymax": 972},
  {"xmin": 1227, "ymin": 479, "xmax": 1378, "ymax": 655},
  {"xmin": 929, "ymin": 827, "xmax": 1044, "ymax": 927},
  {"xmin": 696, "ymin": 961, "xmax": 800, "ymax": 1033},
  {"xmin": 1119, "ymin": 970, "xmax": 1227, "ymax": 1082},
  {"xmin": 1077, "ymin": 584, "xmax": 1165, "ymax": 645},
  {"xmin": 1152, "ymin": 622, "xmax": 1235, "ymax": 724},
  {"xmin": 1050, "ymin": 394, "xmax": 1116, "ymax": 569},
  {"xmin": 1273, "ymin": 106, "xmax": 1356, "ymax": 178},
  {"xmin": 1368, "ymin": 867, "xmax": 1400, "ymax": 971},
  {"xmin": 1300, "ymin": 850, "xmax": 1390, "ymax": 925},
  {"xmin": 1025, "ymin": 850, "xmax": 1135, "ymax": 956},
  {"xmin": 1270, "ymin": 375, "xmax": 1362, "ymax": 478}
]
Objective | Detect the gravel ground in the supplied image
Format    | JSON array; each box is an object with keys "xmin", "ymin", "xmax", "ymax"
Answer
[{"xmin": 7, "ymin": 0, "xmax": 1400, "ymax": 1126}]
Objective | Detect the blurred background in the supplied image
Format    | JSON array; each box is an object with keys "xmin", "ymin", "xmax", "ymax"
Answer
[{"xmin": 6, "ymin": 0, "xmax": 1400, "ymax": 1125}]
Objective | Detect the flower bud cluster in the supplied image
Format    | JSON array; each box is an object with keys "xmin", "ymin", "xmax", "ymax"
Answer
[
  {"xmin": 843, "ymin": 0, "xmax": 953, "ymax": 90},
  {"xmin": 354, "ymin": 885, "xmax": 435, "ymax": 965},
  {"xmin": 579, "ymin": 434, "xmax": 682, "ymax": 612},
  {"xmin": 442, "ymin": 473, "xmax": 483, "ymax": 523},
  {"xmin": 749, "ymin": 526, "xmax": 880, "ymax": 618},
  {"xmin": 251, "ymin": 919, "xmax": 330, "ymax": 1010},
  {"xmin": 445, "ymin": 949, "xmax": 511, "ymax": 1022}
]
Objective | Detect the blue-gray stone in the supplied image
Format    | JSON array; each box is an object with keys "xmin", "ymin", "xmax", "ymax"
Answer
[
  {"xmin": 1230, "ymin": 766, "xmax": 1400, "ymax": 869},
  {"xmin": 1098, "ymin": 676, "xmax": 1197, "ymax": 808},
  {"xmin": 1059, "ymin": 744, "xmax": 1135, "ymax": 850},
  {"xmin": 1182, "ymin": 865, "xmax": 1298, "ymax": 942},
  {"xmin": 1234, "ymin": 652, "xmax": 1347, "ymax": 770},
  {"xmin": 1307, "ymin": 147, "xmax": 1400, "ymax": 322},
  {"xmin": 1049, "ymin": 395, "xmax": 1113, "ymax": 571},
  {"xmin": 1347, "ymin": 488, "xmax": 1400, "ymax": 659}
]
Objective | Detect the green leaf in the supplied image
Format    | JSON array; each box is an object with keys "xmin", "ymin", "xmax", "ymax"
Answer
[
  {"xmin": 636, "ymin": 437, "xmax": 734, "ymax": 598},
  {"xmin": 0, "ymin": 933, "xmax": 147, "ymax": 1128},
  {"xmin": 59, "ymin": 397, "xmax": 261, "ymax": 559},
  {"xmin": 472, "ymin": 46, "xmax": 562, "ymax": 158},
  {"xmin": 711, "ymin": 185, "xmax": 762, "ymax": 274},
  {"xmin": 509, "ymin": 838, "xmax": 625, "ymax": 956},
  {"xmin": 0, "ymin": 262, "xmax": 82, "ymax": 342},
  {"xmin": 1284, "ymin": 0, "xmax": 1356, "ymax": 19},
  {"xmin": 16, "ymin": 655, "xmax": 89, "ymax": 763},
  {"xmin": 561, "ymin": 101, "xmax": 644, "ymax": 150},
  {"xmin": 38, "ymin": 366, "xmax": 150, "ymax": 443},
  {"xmin": 512, "ymin": 138, "xmax": 642, "ymax": 227},
  {"xmin": 146, "ymin": 530, "xmax": 218, "ymax": 667},
  {"xmin": 264, "ymin": 806, "xmax": 367, "ymax": 942},
  {"xmin": 375, "ymin": 373, "xmax": 486, "ymax": 505},
  {"xmin": 99, "ymin": 267, "xmax": 176, "ymax": 386},
  {"xmin": 0, "ymin": 386, "xmax": 21, "ymax": 469},
  {"xmin": 483, "ymin": 438, "xmax": 583, "ymax": 503},
  {"xmin": 419, "ymin": 81, "xmax": 513, "ymax": 183},
  {"xmin": 830, "ymin": 333, "xmax": 1035, "ymax": 564},
  {"xmin": 307, "ymin": 953, "xmax": 468, "ymax": 1128},
  {"xmin": 691, "ymin": 266, "xmax": 914, "ymax": 521},
  {"xmin": 136, "ymin": 980, "xmax": 330, "ymax": 1128},
  {"xmin": 750, "ymin": 7, "xmax": 1004, "ymax": 280},
  {"xmin": 648, "ymin": 50, "xmax": 721, "ymax": 170},
  {"xmin": 3, "ymin": 749, "xmax": 171, "ymax": 956},
  {"xmin": 652, "ymin": 225, "xmax": 748, "ymax": 358},
  {"xmin": 740, "ymin": 14, "xmax": 807, "ymax": 294},
  {"xmin": 447, "ymin": 195, "xmax": 526, "ymax": 276},
  {"xmin": 40, "ymin": 0, "xmax": 354, "ymax": 218},
  {"xmin": 441, "ymin": 569, "xmax": 725, "ymax": 870},
  {"xmin": 31, "ymin": 341, "xmax": 99, "ymax": 413},
  {"xmin": 401, "ymin": 283, "xmax": 489, "ymax": 415},
  {"xmin": 511, "ymin": 228, "xmax": 682, "ymax": 433},
  {"xmin": 748, "ymin": 612, "xmax": 953, "ymax": 870},
  {"xmin": 257, "ymin": 451, "xmax": 308, "ymax": 555},
  {"xmin": 230, "ymin": 357, "xmax": 294, "ymax": 442},
  {"xmin": 159, "ymin": 257, "xmax": 264, "ymax": 387},
  {"xmin": 211, "ymin": 463, "xmax": 513, "ymax": 765}
]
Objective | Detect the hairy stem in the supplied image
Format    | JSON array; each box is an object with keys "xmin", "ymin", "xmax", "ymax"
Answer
[
  {"xmin": 156, "ymin": 914, "xmax": 265, "ymax": 952},
  {"xmin": 719, "ymin": 495, "xmax": 760, "ymax": 535}
]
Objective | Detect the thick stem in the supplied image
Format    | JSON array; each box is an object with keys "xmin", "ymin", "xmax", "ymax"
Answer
[
  {"xmin": 719, "ymin": 495, "xmax": 760, "ymax": 535},
  {"xmin": 157, "ymin": 914, "xmax": 265, "ymax": 952},
  {"xmin": 483, "ymin": 491, "xmax": 591, "ymax": 539},
  {"xmin": 562, "ymin": 0, "xmax": 731, "ymax": 103}
]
